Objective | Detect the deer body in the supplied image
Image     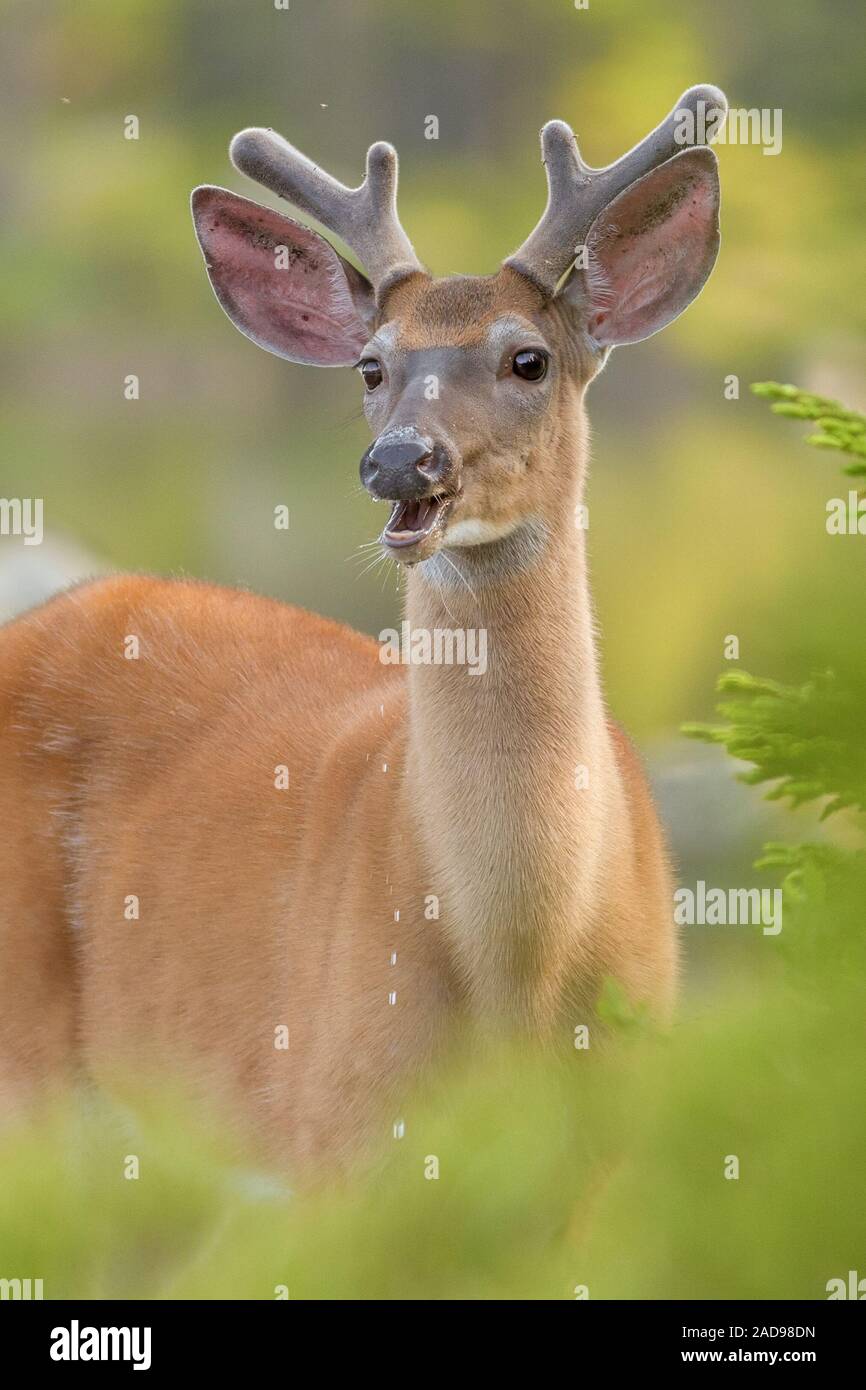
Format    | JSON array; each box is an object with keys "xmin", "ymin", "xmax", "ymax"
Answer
[{"xmin": 0, "ymin": 86, "xmax": 725, "ymax": 1170}]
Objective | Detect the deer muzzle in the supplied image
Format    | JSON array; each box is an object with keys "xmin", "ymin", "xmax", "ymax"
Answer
[{"xmin": 360, "ymin": 428, "xmax": 461, "ymax": 561}]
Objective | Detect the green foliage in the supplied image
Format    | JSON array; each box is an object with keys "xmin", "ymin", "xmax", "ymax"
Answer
[
  {"xmin": 751, "ymin": 382, "xmax": 866, "ymax": 475},
  {"xmin": 683, "ymin": 668, "xmax": 866, "ymax": 818},
  {"xmin": 685, "ymin": 386, "xmax": 866, "ymax": 927},
  {"xmin": 755, "ymin": 839, "xmax": 847, "ymax": 902},
  {"xmin": 1, "ymin": 853, "xmax": 864, "ymax": 1301},
  {"xmin": 596, "ymin": 976, "xmax": 653, "ymax": 1035}
]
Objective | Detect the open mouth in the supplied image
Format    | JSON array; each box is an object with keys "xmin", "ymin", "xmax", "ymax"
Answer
[{"xmin": 382, "ymin": 495, "xmax": 453, "ymax": 551}]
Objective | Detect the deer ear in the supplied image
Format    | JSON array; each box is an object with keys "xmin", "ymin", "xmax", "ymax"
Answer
[
  {"xmin": 191, "ymin": 187, "xmax": 375, "ymax": 366},
  {"xmin": 565, "ymin": 148, "xmax": 720, "ymax": 348}
]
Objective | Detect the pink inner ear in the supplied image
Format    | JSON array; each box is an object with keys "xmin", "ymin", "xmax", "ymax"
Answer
[
  {"xmin": 192, "ymin": 188, "xmax": 371, "ymax": 366},
  {"xmin": 584, "ymin": 149, "xmax": 720, "ymax": 348}
]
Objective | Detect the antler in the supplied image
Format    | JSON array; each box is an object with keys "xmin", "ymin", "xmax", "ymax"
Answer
[
  {"xmin": 505, "ymin": 84, "xmax": 728, "ymax": 297},
  {"xmin": 229, "ymin": 127, "xmax": 424, "ymax": 299}
]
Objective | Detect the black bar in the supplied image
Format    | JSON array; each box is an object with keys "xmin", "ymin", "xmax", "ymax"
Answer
[{"xmin": 0, "ymin": 1299, "xmax": 859, "ymax": 1373}]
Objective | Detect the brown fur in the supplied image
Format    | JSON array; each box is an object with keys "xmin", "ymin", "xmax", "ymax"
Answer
[{"xmin": 387, "ymin": 267, "xmax": 544, "ymax": 348}]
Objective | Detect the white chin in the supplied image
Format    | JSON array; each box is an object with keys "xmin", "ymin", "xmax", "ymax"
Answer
[{"xmin": 444, "ymin": 517, "xmax": 520, "ymax": 548}]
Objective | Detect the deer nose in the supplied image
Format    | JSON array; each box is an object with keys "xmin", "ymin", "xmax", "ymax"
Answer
[{"xmin": 360, "ymin": 431, "xmax": 439, "ymax": 500}]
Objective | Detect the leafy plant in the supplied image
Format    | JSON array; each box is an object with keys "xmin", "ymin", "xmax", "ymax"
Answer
[
  {"xmin": 684, "ymin": 383, "xmax": 866, "ymax": 906},
  {"xmin": 683, "ymin": 668, "xmax": 866, "ymax": 819},
  {"xmin": 751, "ymin": 381, "xmax": 866, "ymax": 475}
]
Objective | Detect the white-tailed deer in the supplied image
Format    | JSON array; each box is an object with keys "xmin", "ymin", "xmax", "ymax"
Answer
[{"xmin": 0, "ymin": 86, "xmax": 726, "ymax": 1171}]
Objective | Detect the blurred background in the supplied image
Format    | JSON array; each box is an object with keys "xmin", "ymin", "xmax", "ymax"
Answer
[{"xmin": 0, "ymin": 0, "xmax": 864, "ymax": 1303}]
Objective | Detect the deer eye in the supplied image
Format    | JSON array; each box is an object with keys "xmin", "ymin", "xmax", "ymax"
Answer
[
  {"xmin": 512, "ymin": 349, "xmax": 549, "ymax": 382},
  {"xmin": 359, "ymin": 359, "xmax": 384, "ymax": 391}
]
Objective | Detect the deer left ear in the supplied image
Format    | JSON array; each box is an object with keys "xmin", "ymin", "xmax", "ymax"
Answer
[
  {"xmin": 563, "ymin": 147, "xmax": 720, "ymax": 348},
  {"xmin": 191, "ymin": 186, "xmax": 376, "ymax": 366}
]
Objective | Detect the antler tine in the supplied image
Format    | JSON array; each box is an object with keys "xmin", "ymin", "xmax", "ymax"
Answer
[
  {"xmin": 229, "ymin": 127, "xmax": 424, "ymax": 298},
  {"xmin": 505, "ymin": 83, "xmax": 728, "ymax": 297}
]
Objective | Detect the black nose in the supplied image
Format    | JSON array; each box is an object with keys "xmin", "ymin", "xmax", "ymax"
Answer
[{"xmin": 360, "ymin": 432, "xmax": 442, "ymax": 500}]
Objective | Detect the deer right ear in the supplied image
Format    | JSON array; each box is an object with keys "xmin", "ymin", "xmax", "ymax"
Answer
[
  {"xmin": 191, "ymin": 186, "xmax": 375, "ymax": 366},
  {"xmin": 565, "ymin": 148, "xmax": 721, "ymax": 348}
]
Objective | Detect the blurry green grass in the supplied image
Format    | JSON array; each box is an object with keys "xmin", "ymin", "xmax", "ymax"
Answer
[{"xmin": 2, "ymin": 860, "xmax": 863, "ymax": 1301}]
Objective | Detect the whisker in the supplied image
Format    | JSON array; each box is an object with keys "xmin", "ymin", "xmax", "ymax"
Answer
[
  {"xmin": 333, "ymin": 407, "xmax": 366, "ymax": 432},
  {"xmin": 354, "ymin": 549, "xmax": 392, "ymax": 582},
  {"xmin": 426, "ymin": 564, "xmax": 459, "ymax": 625},
  {"xmin": 439, "ymin": 551, "xmax": 477, "ymax": 603},
  {"xmin": 348, "ymin": 541, "xmax": 386, "ymax": 570}
]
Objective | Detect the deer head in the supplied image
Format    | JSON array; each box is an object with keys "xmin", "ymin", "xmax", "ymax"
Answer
[{"xmin": 192, "ymin": 86, "xmax": 726, "ymax": 566}]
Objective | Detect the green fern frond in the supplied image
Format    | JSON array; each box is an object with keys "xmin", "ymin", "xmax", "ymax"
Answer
[
  {"xmin": 751, "ymin": 382, "xmax": 866, "ymax": 476},
  {"xmin": 683, "ymin": 669, "xmax": 866, "ymax": 818}
]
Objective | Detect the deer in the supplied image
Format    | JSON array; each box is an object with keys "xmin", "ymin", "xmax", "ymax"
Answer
[{"xmin": 0, "ymin": 85, "xmax": 726, "ymax": 1173}]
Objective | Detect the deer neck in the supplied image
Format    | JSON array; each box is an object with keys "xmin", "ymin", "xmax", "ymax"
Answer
[{"xmin": 402, "ymin": 416, "xmax": 621, "ymax": 1028}]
